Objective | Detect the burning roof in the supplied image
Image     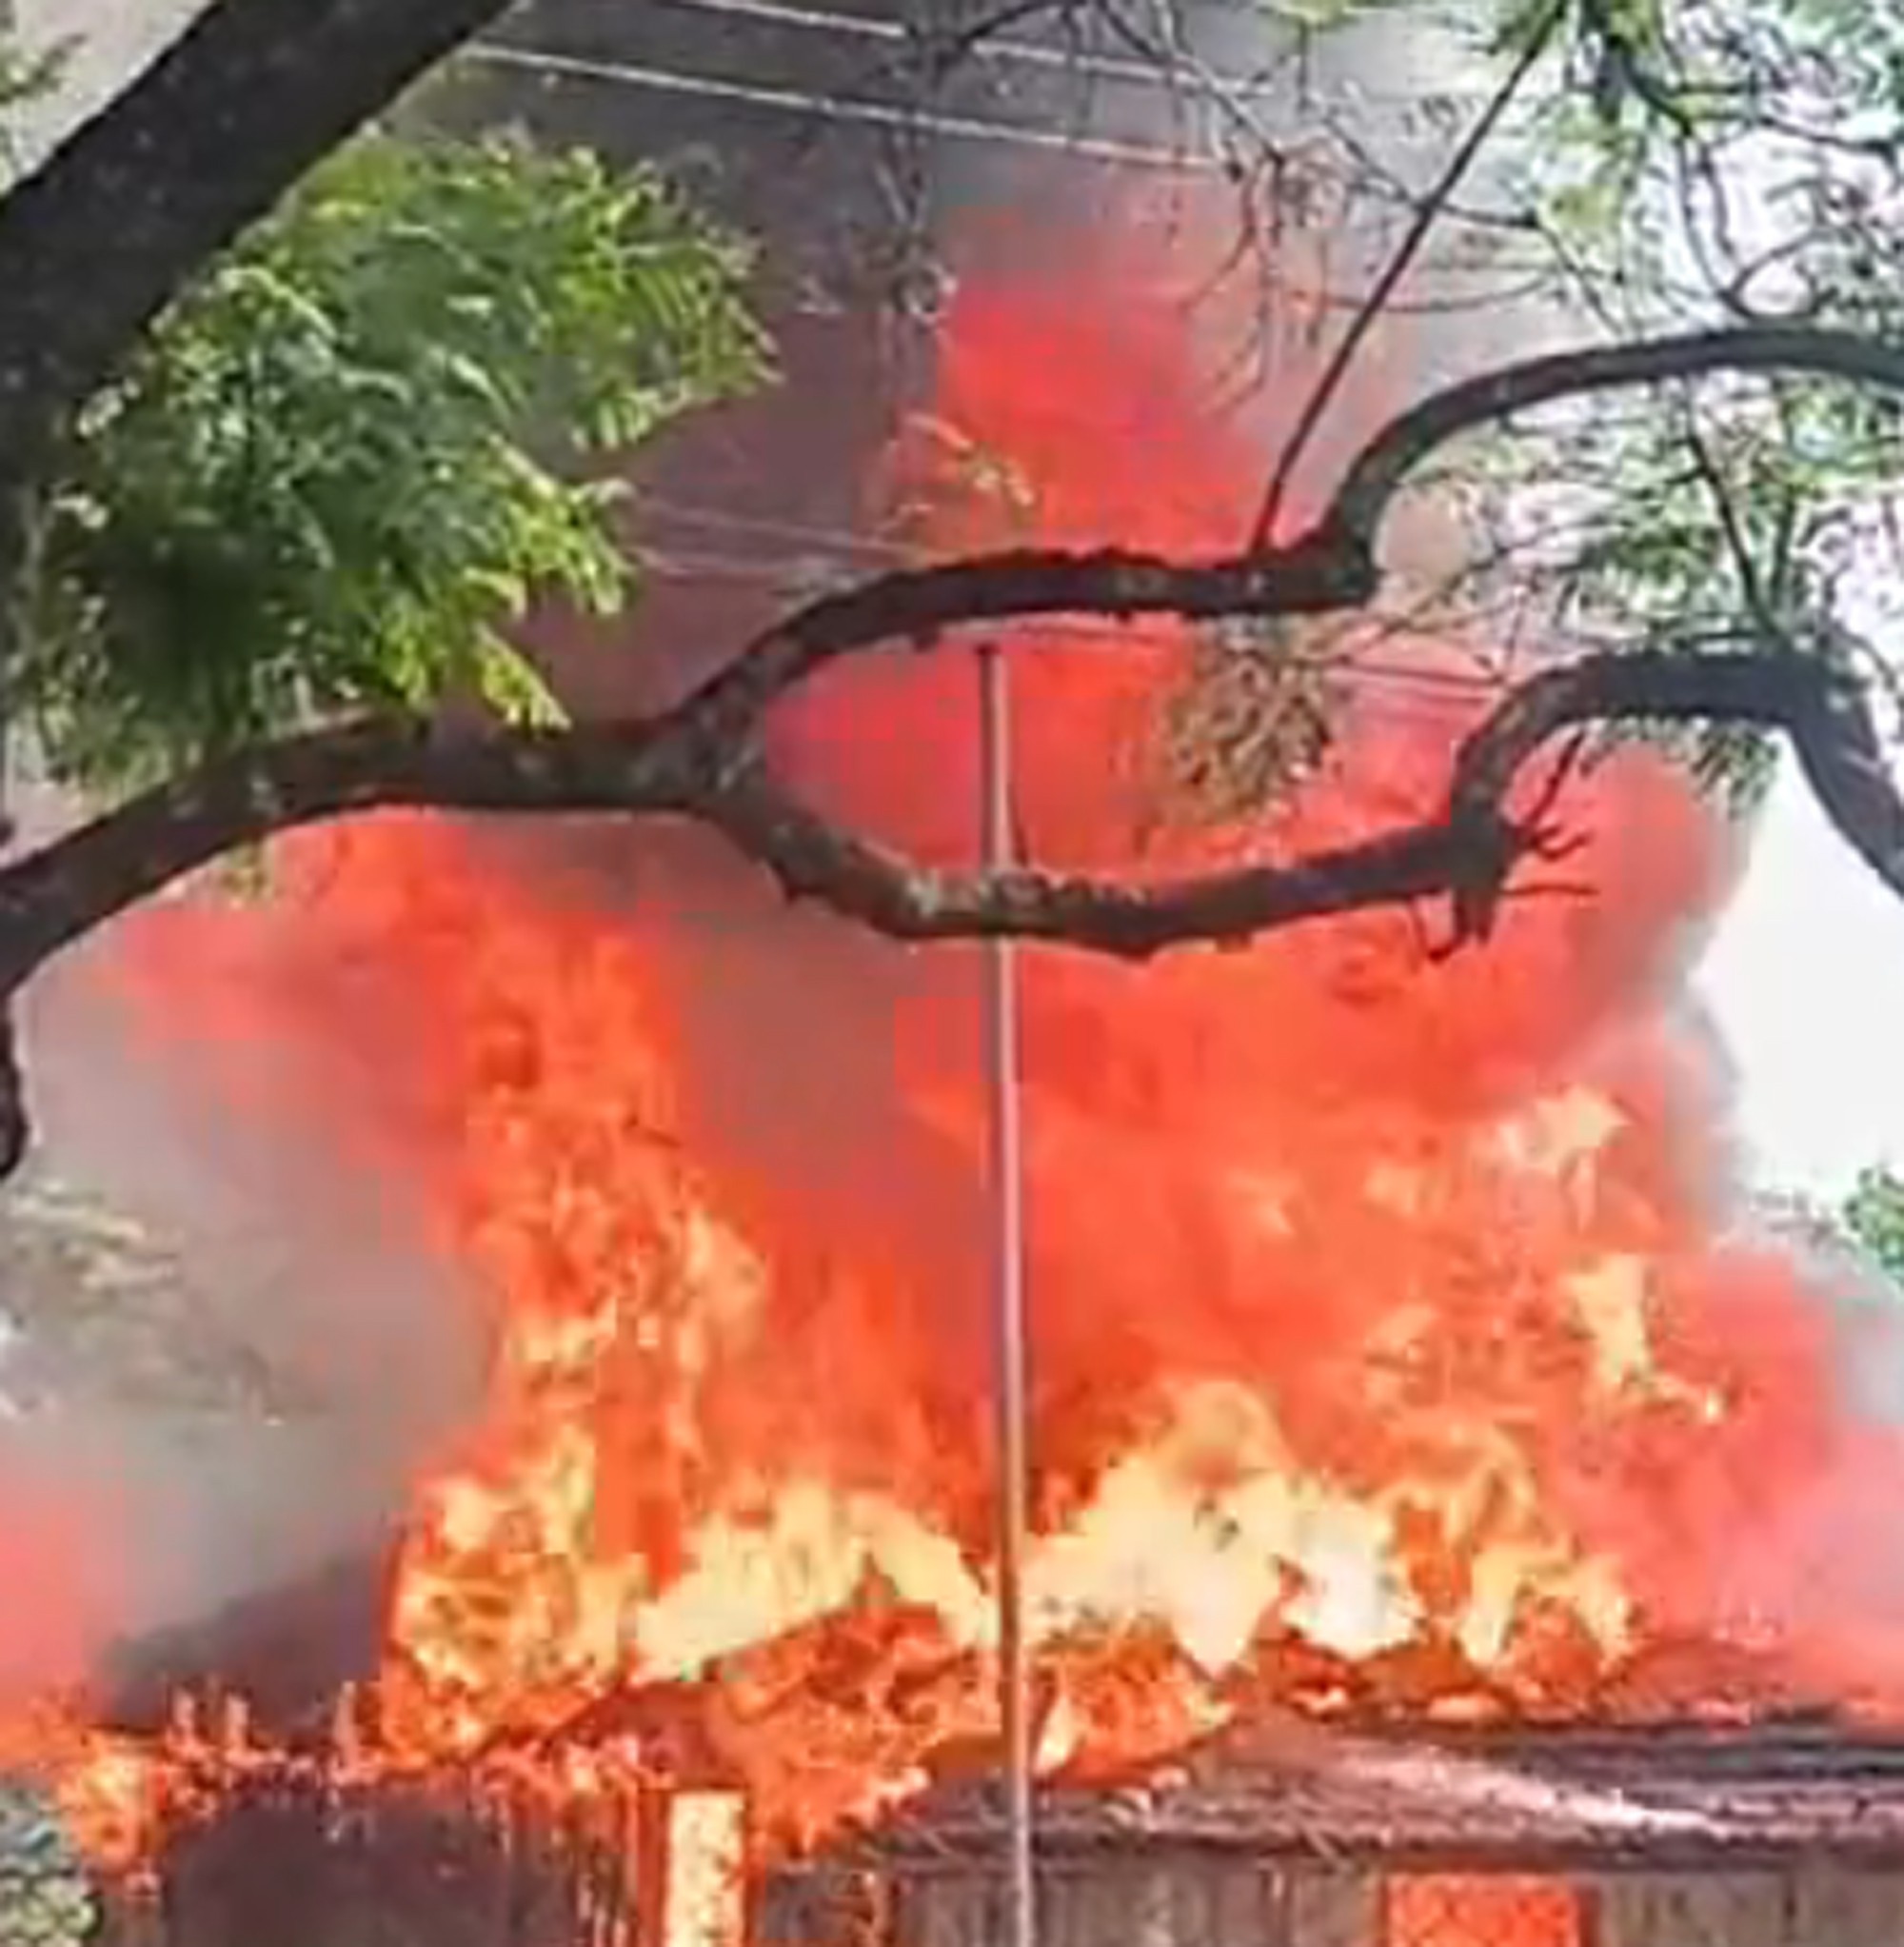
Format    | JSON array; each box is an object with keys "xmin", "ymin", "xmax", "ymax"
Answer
[{"xmin": 864, "ymin": 1719, "xmax": 1904, "ymax": 1875}]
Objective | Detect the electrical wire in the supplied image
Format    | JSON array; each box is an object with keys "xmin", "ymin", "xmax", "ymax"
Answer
[
  {"xmin": 462, "ymin": 41, "xmax": 1230, "ymax": 170},
  {"xmin": 551, "ymin": 0, "xmax": 1487, "ymax": 108},
  {"xmin": 649, "ymin": 0, "xmax": 1280, "ymax": 96},
  {"xmin": 459, "ymin": 28, "xmax": 1506, "ymax": 248}
]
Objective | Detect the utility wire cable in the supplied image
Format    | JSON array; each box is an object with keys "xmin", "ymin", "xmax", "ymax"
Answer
[{"xmin": 463, "ymin": 41, "xmax": 1228, "ymax": 170}]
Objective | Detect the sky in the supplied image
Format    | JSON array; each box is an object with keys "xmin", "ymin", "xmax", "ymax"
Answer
[{"xmin": 1696, "ymin": 770, "xmax": 1904, "ymax": 1199}]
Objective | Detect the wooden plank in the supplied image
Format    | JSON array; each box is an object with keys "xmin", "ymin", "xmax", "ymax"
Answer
[
  {"xmin": 1289, "ymin": 1870, "xmax": 1381, "ymax": 1947},
  {"xmin": 1597, "ymin": 1873, "xmax": 1792, "ymax": 1947},
  {"xmin": 895, "ymin": 1871, "xmax": 992, "ymax": 1947},
  {"xmin": 1789, "ymin": 1868, "xmax": 1904, "ymax": 1947},
  {"xmin": 123, "ymin": 1787, "xmax": 579, "ymax": 1947},
  {"xmin": 1601, "ymin": 1868, "xmax": 1904, "ymax": 1947},
  {"xmin": 896, "ymin": 1859, "xmax": 1300, "ymax": 1947},
  {"xmin": 758, "ymin": 1864, "xmax": 890, "ymax": 1947},
  {"xmin": 1209, "ymin": 1865, "xmax": 1293, "ymax": 1947}
]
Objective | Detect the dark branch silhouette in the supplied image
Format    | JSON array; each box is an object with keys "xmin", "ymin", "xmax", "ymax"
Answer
[{"xmin": 0, "ymin": 329, "xmax": 1895, "ymax": 980}]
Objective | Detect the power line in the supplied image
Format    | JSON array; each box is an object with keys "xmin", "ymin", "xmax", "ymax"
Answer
[
  {"xmin": 640, "ymin": 494, "xmax": 904, "ymax": 562},
  {"xmin": 460, "ymin": 35, "xmax": 1504, "ymax": 233},
  {"xmin": 463, "ymin": 41, "xmax": 1229, "ymax": 170},
  {"xmin": 641, "ymin": 0, "xmax": 1489, "ymax": 109},
  {"xmin": 653, "ymin": 0, "xmax": 1276, "ymax": 96}
]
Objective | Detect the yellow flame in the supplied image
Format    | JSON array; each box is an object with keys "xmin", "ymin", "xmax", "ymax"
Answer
[{"xmin": 664, "ymin": 1794, "xmax": 748, "ymax": 1947}]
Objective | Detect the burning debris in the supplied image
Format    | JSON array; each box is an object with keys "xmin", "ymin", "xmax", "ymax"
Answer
[{"xmin": 9, "ymin": 205, "xmax": 1904, "ymax": 1947}]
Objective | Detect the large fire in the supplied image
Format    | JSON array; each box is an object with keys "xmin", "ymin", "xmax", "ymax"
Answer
[{"xmin": 16, "ymin": 208, "xmax": 1904, "ymax": 1888}]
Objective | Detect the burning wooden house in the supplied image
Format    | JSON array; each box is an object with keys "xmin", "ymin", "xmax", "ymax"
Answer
[
  {"xmin": 70, "ymin": 1688, "xmax": 1904, "ymax": 1947},
  {"xmin": 22, "ymin": 66, "xmax": 1904, "ymax": 1947},
  {"xmin": 827, "ymin": 1720, "xmax": 1904, "ymax": 1947},
  {"xmin": 63, "ymin": 1538, "xmax": 1904, "ymax": 1947}
]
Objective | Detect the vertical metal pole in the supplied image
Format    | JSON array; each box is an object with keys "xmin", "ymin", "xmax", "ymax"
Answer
[{"xmin": 978, "ymin": 641, "xmax": 1037, "ymax": 1947}]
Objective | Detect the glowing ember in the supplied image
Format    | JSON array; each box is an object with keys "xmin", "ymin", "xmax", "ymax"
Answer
[
  {"xmin": 1385, "ymin": 1876, "xmax": 1582, "ymax": 1947},
  {"xmin": 20, "ymin": 201, "xmax": 1904, "ymax": 1886}
]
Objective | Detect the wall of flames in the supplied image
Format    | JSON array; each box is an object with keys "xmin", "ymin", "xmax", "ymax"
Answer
[{"xmin": 14, "ymin": 194, "xmax": 1904, "ymax": 1887}]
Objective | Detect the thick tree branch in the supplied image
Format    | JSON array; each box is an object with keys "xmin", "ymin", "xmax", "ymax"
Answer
[
  {"xmin": 1329, "ymin": 325, "xmax": 1904, "ymax": 547},
  {"xmin": 702, "ymin": 765, "xmax": 1489, "ymax": 951},
  {"xmin": 681, "ymin": 332, "xmax": 1898, "ymax": 745},
  {"xmin": 1450, "ymin": 648, "xmax": 1904, "ymax": 903},
  {"xmin": 678, "ymin": 535, "xmax": 1383, "ymax": 746},
  {"xmin": 4, "ymin": 648, "xmax": 1889, "ymax": 1014},
  {"xmin": 0, "ymin": 716, "xmax": 719, "ymax": 982},
  {"xmin": 0, "ymin": 0, "xmax": 517, "ymax": 471},
  {"xmin": 0, "ymin": 307, "xmax": 1898, "ymax": 1180},
  {"xmin": 675, "ymin": 321, "xmax": 1904, "ymax": 750}
]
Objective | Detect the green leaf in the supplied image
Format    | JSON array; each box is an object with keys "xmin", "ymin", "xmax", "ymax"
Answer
[
  {"xmin": 23, "ymin": 127, "xmax": 771, "ymax": 789},
  {"xmin": 471, "ymin": 637, "xmax": 571, "ymax": 728},
  {"xmin": 1845, "ymin": 1165, "xmax": 1904, "ymax": 1286}
]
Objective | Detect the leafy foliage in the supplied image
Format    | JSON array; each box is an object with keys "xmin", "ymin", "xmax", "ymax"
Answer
[
  {"xmin": 0, "ymin": 1784, "xmax": 93, "ymax": 1946},
  {"xmin": 0, "ymin": 30, "xmax": 70, "ymax": 181},
  {"xmin": 1842, "ymin": 1162, "xmax": 1904, "ymax": 1286},
  {"xmin": 15, "ymin": 130, "xmax": 769, "ymax": 788},
  {"xmin": 1373, "ymin": 0, "xmax": 1904, "ymax": 804}
]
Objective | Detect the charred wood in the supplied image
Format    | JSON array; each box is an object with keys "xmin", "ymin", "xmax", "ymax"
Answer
[{"xmin": 96, "ymin": 1544, "xmax": 393, "ymax": 1737}]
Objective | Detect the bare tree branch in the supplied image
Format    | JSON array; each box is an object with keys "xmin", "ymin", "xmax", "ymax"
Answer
[
  {"xmin": 0, "ymin": 718, "xmax": 710, "ymax": 983},
  {"xmin": 678, "ymin": 532, "xmax": 1382, "ymax": 746},
  {"xmin": 703, "ymin": 761, "xmax": 1489, "ymax": 949},
  {"xmin": 1246, "ymin": 0, "xmax": 1564, "ymax": 549},
  {"xmin": 1327, "ymin": 322, "xmax": 1904, "ymax": 545},
  {"xmin": 0, "ymin": 334, "xmax": 1882, "ymax": 889},
  {"xmin": 0, "ymin": 326, "xmax": 1894, "ymax": 988},
  {"xmin": 1452, "ymin": 646, "xmax": 1904, "ymax": 904}
]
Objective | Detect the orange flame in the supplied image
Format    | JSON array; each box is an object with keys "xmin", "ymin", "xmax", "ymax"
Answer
[{"xmin": 24, "ymin": 202, "xmax": 1904, "ymax": 1882}]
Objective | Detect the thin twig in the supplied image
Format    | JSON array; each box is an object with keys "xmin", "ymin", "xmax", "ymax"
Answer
[
  {"xmin": 1677, "ymin": 403, "xmax": 1783, "ymax": 644},
  {"xmin": 1246, "ymin": 0, "xmax": 1565, "ymax": 550}
]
